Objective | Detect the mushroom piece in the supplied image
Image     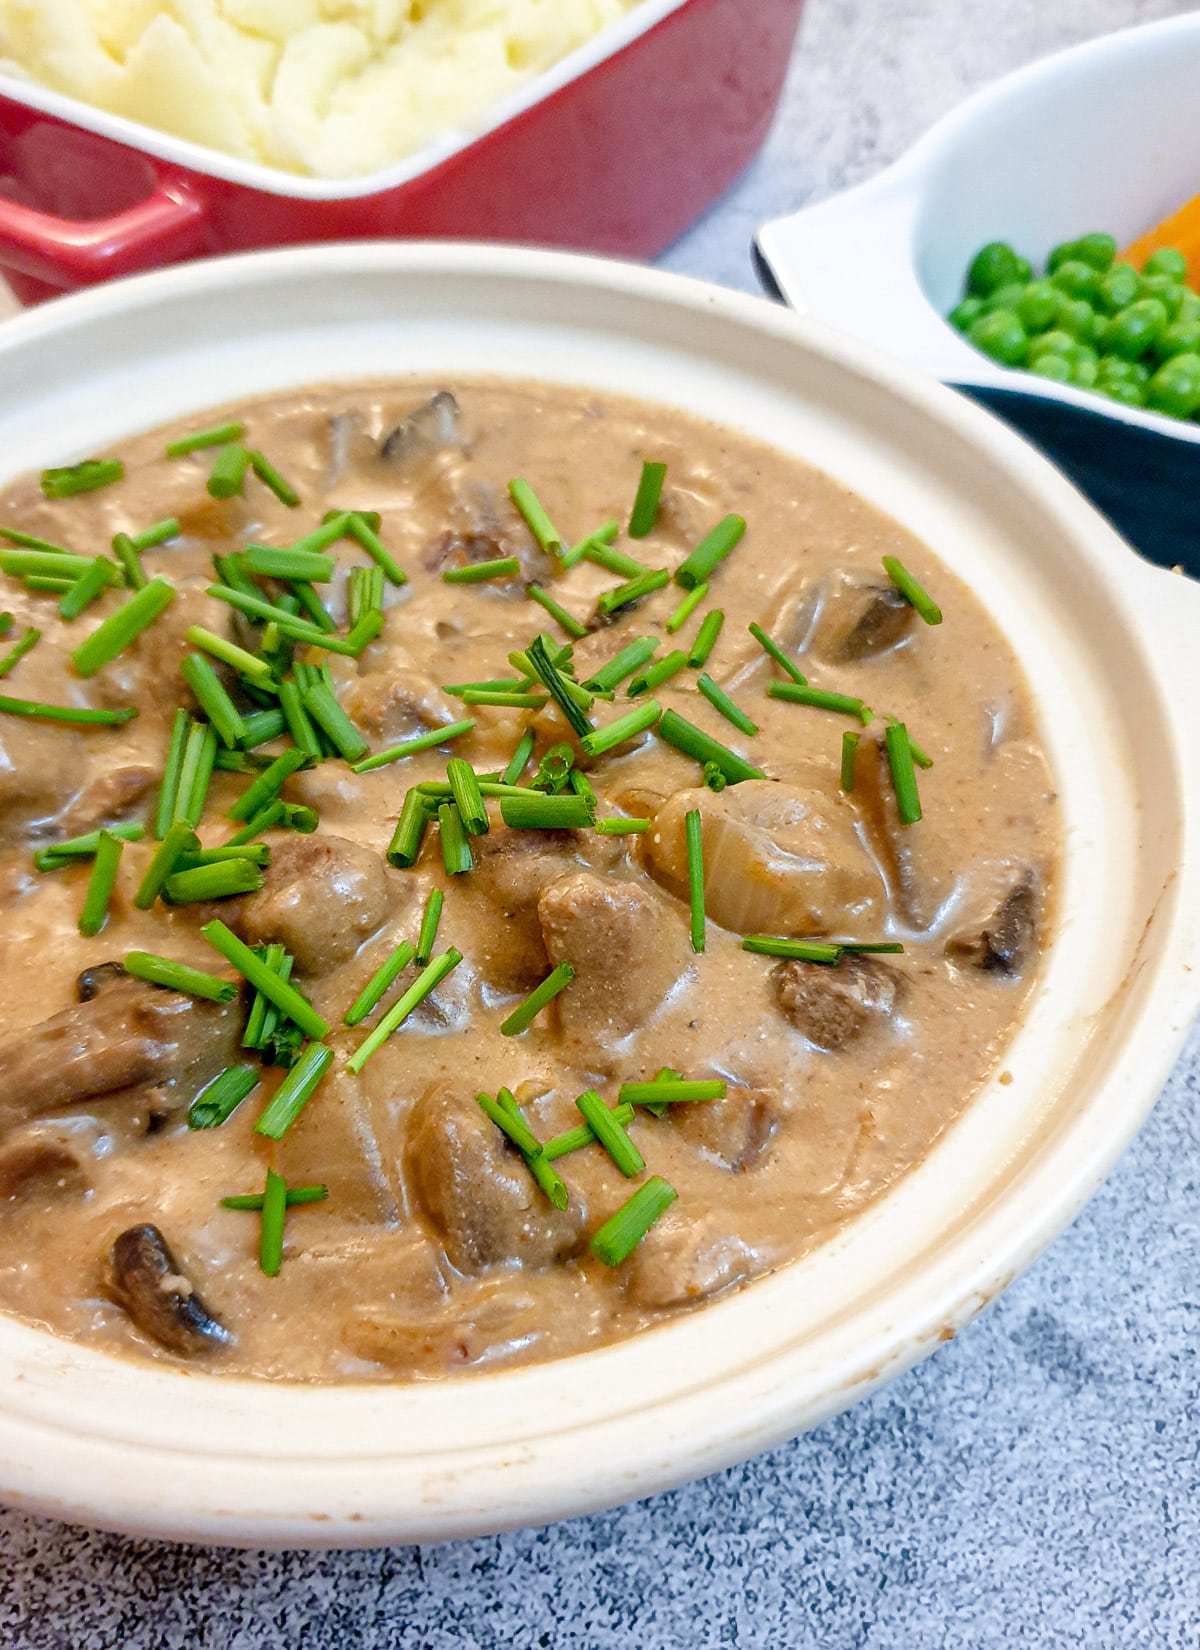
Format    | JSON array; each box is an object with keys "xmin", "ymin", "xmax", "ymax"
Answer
[
  {"xmin": 813, "ymin": 580, "xmax": 916, "ymax": 663},
  {"xmin": 946, "ymin": 876, "xmax": 1039, "ymax": 977},
  {"xmin": 239, "ymin": 832, "xmax": 397, "ymax": 976},
  {"xmin": 105, "ymin": 1224, "xmax": 232, "ymax": 1356},
  {"xmin": 773, "ymin": 954, "xmax": 903, "ymax": 1051},
  {"xmin": 469, "ymin": 826, "xmax": 582, "ymax": 991},
  {"xmin": 672, "ymin": 1087, "xmax": 780, "ymax": 1172},
  {"xmin": 59, "ymin": 765, "xmax": 157, "ymax": 836},
  {"xmin": 380, "ymin": 390, "xmax": 460, "ymax": 464},
  {"xmin": 626, "ymin": 1208, "xmax": 767, "ymax": 1311},
  {"xmin": 0, "ymin": 1118, "xmax": 107, "ymax": 1201}
]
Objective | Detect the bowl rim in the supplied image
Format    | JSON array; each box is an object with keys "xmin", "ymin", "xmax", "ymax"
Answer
[
  {"xmin": 0, "ymin": 0, "xmax": 693, "ymax": 201},
  {"xmin": 0, "ymin": 241, "xmax": 1199, "ymax": 1547}
]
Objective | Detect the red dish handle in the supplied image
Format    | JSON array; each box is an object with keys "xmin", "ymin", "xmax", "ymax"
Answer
[{"xmin": 0, "ymin": 176, "xmax": 207, "ymax": 290}]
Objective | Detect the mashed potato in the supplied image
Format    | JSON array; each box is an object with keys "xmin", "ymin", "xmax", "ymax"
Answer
[{"xmin": 0, "ymin": 0, "xmax": 643, "ymax": 178}]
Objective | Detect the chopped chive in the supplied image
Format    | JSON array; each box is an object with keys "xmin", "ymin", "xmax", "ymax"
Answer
[
  {"xmin": 629, "ymin": 460, "xmax": 667, "ymax": 539},
  {"xmin": 418, "ymin": 779, "xmax": 542, "ymax": 802},
  {"xmin": 344, "ymin": 512, "xmax": 407, "ymax": 586},
  {"xmin": 909, "ymin": 737, "xmax": 934, "ymax": 771},
  {"xmin": 349, "ymin": 565, "xmax": 385, "ymax": 627},
  {"xmin": 560, "ymin": 519, "xmax": 620, "ymax": 570},
  {"xmin": 460, "ymin": 689, "xmax": 547, "ymax": 709},
  {"xmin": 0, "ymin": 626, "xmax": 39, "ymax": 678},
  {"xmin": 255, "ymin": 1041, "xmax": 334, "ymax": 1141},
  {"xmin": 77, "ymin": 830, "xmax": 123, "ymax": 937},
  {"xmin": 352, "ymin": 717, "xmax": 476, "ymax": 773},
  {"xmin": 627, "ymin": 650, "xmax": 688, "ymax": 697},
  {"xmin": 542, "ymin": 1101, "xmax": 635, "ymax": 1161},
  {"xmin": 0, "ymin": 549, "xmax": 120, "ymax": 583},
  {"xmin": 840, "ymin": 731, "xmax": 860, "ymax": 792},
  {"xmin": 278, "ymin": 678, "xmax": 322, "ymax": 759},
  {"xmin": 227, "ymin": 746, "xmax": 308, "ymax": 821},
  {"xmin": 525, "ymin": 635, "xmax": 592, "ymax": 737},
  {"xmin": 531, "ymin": 742, "xmax": 574, "ymax": 795},
  {"xmin": 302, "ymin": 683, "xmax": 368, "ymax": 763},
  {"xmin": 24, "ymin": 575, "xmax": 74, "ymax": 593},
  {"xmin": 242, "ymin": 943, "xmax": 292, "ymax": 1050},
  {"xmin": 590, "ymin": 1177, "xmax": 678, "ymax": 1267},
  {"xmin": 657, "ymin": 708, "xmax": 765, "ymax": 784},
  {"xmin": 438, "ymin": 801, "xmax": 473, "ymax": 875},
  {"xmin": 597, "ymin": 567, "xmax": 670, "ymax": 616},
  {"xmin": 244, "ymin": 545, "xmax": 335, "ymax": 582},
  {"xmin": 167, "ymin": 421, "xmax": 245, "ymax": 457},
  {"xmin": 741, "ymin": 936, "xmax": 843, "ymax": 962},
  {"xmin": 882, "ymin": 555, "xmax": 942, "ymax": 625},
  {"xmin": 584, "ymin": 637, "xmax": 659, "ymax": 694},
  {"xmin": 666, "ymin": 581, "xmax": 708, "ymax": 634},
  {"xmin": 675, "ymin": 514, "xmax": 746, "ymax": 589},
  {"xmin": 154, "ymin": 709, "xmax": 190, "ymax": 838},
  {"xmin": 59, "ymin": 557, "xmax": 113, "ymax": 620},
  {"xmin": 639, "ymin": 1063, "xmax": 683, "ymax": 1119},
  {"xmin": 134, "ymin": 821, "xmax": 198, "ymax": 909},
  {"xmin": 569, "ymin": 768, "xmax": 596, "ymax": 809},
  {"xmin": 444, "ymin": 677, "xmax": 531, "ymax": 697},
  {"xmin": 110, "ymin": 532, "xmax": 147, "ymax": 591},
  {"xmin": 499, "ymin": 959, "xmax": 575, "ymax": 1036},
  {"xmin": 238, "ymin": 707, "xmax": 286, "ymax": 749},
  {"xmin": 500, "ymin": 793, "xmax": 595, "ymax": 830},
  {"xmin": 528, "ymin": 583, "xmax": 588, "ymax": 640},
  {"xmin": 0, "ymin": 526, "xmax": 70, "ymax": 553},
  {"xmin": 501, "ymin": 728, "xmax": 536, "ymax": 788},
  {"xmin": 213, "ymin": 748, "xmax": 270, "ymax": 774},
  {"xmin": 163, "ymin": 858, "xmax": 265, "ymax": 903},
  {"xmin": 33, "ymin": 820, "xmax": 144, "ymax": 871},
  {"xmin": 415, "ymin": 888, "xmax": 444, "ymax": 966},
  {"xmin": 344, "ymin": 940, "xmax": 415, "ymax": 1027},
  {"xmin": 175, "ymin": 722, "xmax": 217, "ymax": 828},
  {"xmin": 580, "ymin": 699, "xmax": 662, "ymax": 757},
  {"xmin": 685, "ymin": 807, "xmax": 705, "ymax": 954},
  {"xmin": 71, "ymin": 578, "xmax": 175, "ymax": 676},
  {"xmin": 617, "ymin": 1079, "xmax": 728, "ymax": 1105},
  {"xmin": 477, "ymin": 1091, "xmax": 544, "ymax": 1158},
  {"xmin": 202, "ymin": 919, "xmax": 331, "ymax": 1041},
  {"xmin": 221, "ymin": 1184, "xmax": 328, "ymax": 1210},
  {"xmin": 508, "ymin": 479, "xmax": 560, "ymax": 553},
  {"xmin": 249, "ymin": 450, "xmax": 300, "ymax": 508},
  {"xmin": 129, "ymin": 518, "xmax": 180, "ymax": 552},
  {"xmin": 575, "ymin": 1088, "xmax": 644, "ymax": 1177},
  {"xmin": 748, "ymin": 621, "xmax": 805, "ymax": 684},
  {"xmin": 346, "ymin": 948, "xmax": 463, "ymax": 1073},
  {"xmin": 124, "ymin": 950, "xmax": 239, "ymax": 1003},
  {"xmin": 207, "ymin": 443, "xmax": 251, "ymax": 499},
  {"xmin": 188, "ymin": 1064, "xmax": 259, "ymax": 1129},
  {"xmin": 184, "ymin": 624, "xmax": 273, "ymax": 686},
  {"xmin": 687, "ymin": 608, "xmax": 725, "ymax": 669},
  {"xmin": 387, "ymin": 790, "xmax": 432, "ymax": 868},
  {"xmin": 212, "ymin": 551, "xmax": 257, "ymax": 598},
  {"xmin": 224, "ymin": 798, "xmax": 315, "ymax": 845},
  {"xmin": 447, "ymin": 757, "xmax": 488, "ymax": 835},
  {"xmin": 841, "ymin": 942, "xmax": 906, "ymax": 954},
  {"xmin": 41, "ymin": 459, "xmax": 123, "ymax": 499},
  {"xmin": 594, "ymin": 816, "xmax": 651, "ymax": 835},
  {"xmin": 441, "ymin": 556, "xmax": 521, "ymax": 584},
  {"xmin": 179, "ymin": 844, "xmax": 271, "ymax": 868},
  {"xmin": 493, "ymin": 1088, "xmax": 569, "ymax": 1210},
  {"xmin": 696, "ymin": 673, "xmax": 758, "ymax": 735},
  {"xmin": 885, "ymin": 721, "xmax": 922, "ymax": 825},
  {"xmin": 0, "ymin": 693, "xmax": 135, "ymax": 726},
  {"xmin": 768, "ymin": 682, "xmax": 873, "ymax": 723},
  {"xmin": 180, "ymin": 654, "xmax": 247, "ymax": 749}
]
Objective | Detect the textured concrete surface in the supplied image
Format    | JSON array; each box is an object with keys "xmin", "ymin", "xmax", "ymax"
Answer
[{"xmin": 2, "ymin": 2, "xmax": 1198, "ymax": 1645}]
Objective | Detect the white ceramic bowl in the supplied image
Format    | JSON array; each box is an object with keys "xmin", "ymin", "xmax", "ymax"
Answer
[
  {"xmin": 1, "ymin": 244, "xmax": 1198, "ymax": 1548},
  {"xmin": 757, "ymin": 13, "xmax": 1200, "ymax": 445}
]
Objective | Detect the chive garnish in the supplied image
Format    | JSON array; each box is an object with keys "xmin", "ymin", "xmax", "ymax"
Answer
[
  {"xmin": 77, "ymin": 830, "xmax": 123, "ymax": 936},
  {"xmin": 499, "ymin": 959, "xmax": 575, "ymax": 1036},
  {"xmin": 70, "ymin": 578, "xmax": 174, "ymax": 677},
  {"xmin": 525, "ymin": 635, "xmax": 592, "ymax": 737},
  {"xmin": 207, "ymin": 443, "xmax": 252, "ymax": 500},
  {"xmin": 657, "ymin": 708, "xmax": 764, "ymax": 784},
  {"xmin": 531, "ymin": 742, "xmax": 574, "ymax": 795},
  {"xmin": 59, "ymin": 557, "xmax": 113, "ymax": 620},
  {"xmin": 628, "ymin": 650, "xmax": 688, "ymax": 697},
  {"xmin": 741, "ymin": 936, "xmax": 843, "ymax": 963},
  {"xmin": 438, "ymin": 801, "xmax": 474, "ymax": 875},
  {"xmin": 134, "ymin": 821, "xmax": 198, "ymax": 909},
  {"xmin": 501, "ymin": 728, "xmax": 536, "ymax": 788},
  {"xmin": 166, "ymin": 421, "xmax": 245, "ymax": 457},
  {"xmin": 387, "ymin": 790, "xmax": 432, "ymax": 868},
  {"xmin": 415, "ymin": 887, "xmax": 444, "ymax": 966},
  {"xmin": 238, "ymin": 707, "xmax": 286, "ymax": 749},
  {"xmin": 579, "ymin": 699, "xmax": 662, "ymax": 758},
  {"xmin": 227, "ymin": 746, "xmax": 308, "ymax": 821},
  {"xmin": 352, "ymin": 717, "xmax": 476, "ymax": 773},
  {"xmin": 349, "ymin": 565, "xmax": 385, "ymax": 628},
  {"xmin": 528, "ymin": 583, "xmax": 588, "ymax": 639},
  {"xmin": 179, "ymin": 844, "xmax": 271, "ymax": 868},
  {"xmin": 188, "ymin": 1064, "xmax": 259, "ymax": 1128},
  {"xmin": 0, "ymin": 526, "xmax": 70, "ymax": 553},
  {"xmin": 665, "ymin": 581, "xmax": 708, "ymax": 634},
  {"xmin": 446, "ymin": 757, "xmax": 489, "ymax": 835},
  {"xmin": 882, "ymin": 556, "xmax": 942, "ymax": 625},
  {"xmin": 583, "ymin": 538, "xmax": 652, "ymax": 579},
  {"xmin": 346, "ymin": 948, "xmax": 463, "ymax": 1073},
  {"xmin": 583, "ymin": 637, "xmax": 658, "ymax": 694},
  {"xmin": 687, "ymin": 609, "xmax": 725, "ymax": 669},
  {"xmin": 840, "ymin": 730, "xmax": 860, "ymax": 792},
  {"xmin": 253, "ymin": 1040, "xmax": 335, "ymax": 1138},
  {"xmin": 129, "ymin": 518, "xmax": 180, "ymax": 552},
  {"xmin": 493, "ymin": 1088, "xmax": 570, "ymax": 1210},
  {"xmin": 344, "ymin": 940, "xmax": 415, "ymax": 1027},
  {"xmin": 125, "ymin": 949, "xmax": 239, "ymax": 1003},
  {"xmin": 249, "ymin": 451, "xmax": 300, "ymax": 508},
  {"xmin": 560, "ymin": 519, "xmax": 619, "ymax": 570},
  {"xmin": 685, "ymin": 808, "xmax": 705, "ymax": 953},
  {"xmin": 909, "ymin": 737, "xmax": 934, "ymax": 771},
  {"xmin": 163, "ymin": 858, "xmax": 265, "ymax": 903},
  {"xmin": 0, "ymin": 626, "xmax": 39, "ymax": 679},
  {"xmin": 477, "ymin": 1091, "xmax": 544, "ymax": 1158},
  {"xmin": 594, "ymin": 816, "xmax": 651, "ymax": 835},
  {"xmin": 242, "ymin": 944, "xmax": 293, "ymax": 1051},
  {"xmin": 203, "ymin": 918, "xmax": 331, "ymax": 1040},
  {"xmin": 344, "ymin": 512, "xmax": 406, "ymax": 586},
  {"xmin": 617, "ymin": 1079, "xmax": 728, "ymax": 1105},
  {"xmin": 542, "ymin": 1101, "xmax": 636, "ymax": 1161},
  {"xmin": 0, "ymin": 693, "xmax": 136, "ymax": 726},
  {"xmin": 885, "ymin": 721, "xmax": 922, "ymax": 824},
  {"xmin": 257, "ymin": 1168, "xmax": 288, "ymax": 1276},
  {"xmin": 23, "ymin": 575, "xmax": 74, "ymax": 593},
  {"xmin": 185, "ymin": 624, "xmax": 273, "ymax": 686},
  {"xmin": 224, "ymin": 799, "xmax": 316, "ymax": 845},
  {"xmin": 675, "ymin": 515, "xmax": 746, "ymax": 590},
  {"xmin": 110, "ymin": 532, "xmax": 147, "ymax": 591},
  {"xmin": 221, "ymin": 1184, "xmax": 328, "ymax": 1210},
  {"xmin": 638, "ymin": 1064, "xmax": 683, "ymax": 1119},
  {"xmin": 278, "ymin": 678, "xmax": 322, "ymax": 759},
  {"xmin": 441, "ymin": 556, "xmax": 521, "ymax": 585},
  {"xmin": 569, "ymin": 769, "xmax": 596, "ymax": 809},
  {"xmin": 154, "ymin": 709, "xmax": 189, "ymax": 838},
  {"xmin": 41, "ymin": 459, "xmax": 124, "ymax": 499},
  {"xmin": 420, "ymin": 779, "xmax": 545, "ymax": 802},
  {"xmin": 460, "ymin": 689, "xmax": 548, "ymax": 709},
  {"xmin": 245, "ymin": 544, "xmax": 336, "ymax": 582},
  {"xmin": 768, "ymin": 682, "xmax": 873, "ymax": 724},
  {"xmin": 575, "ymin": 1088, "xmax": 645, "ymax": 1177},
  {"xmin": 696, "ymin": 673, "xmax": 758, "ymax": 735},
  {"xmin": 0, "ymin": 549, "xmax": 120, "ymax": 584},
  {"xmin": 590, "ymin": 1177, "xmax": 678, "ymax": 1267},
  {"xmin": 629, "ymin": 460, "xmax": 667, "ymax": 538},
  {"xmin": 302, "ymin": 684, "xmax": 368, "ymax": 762},
  {"xmin": 508, "ymin": 479, "xmax": 560, "ymax": 554},
  {"xmin": 841, "ymin": 942, "xmax": 906, "ymax": 954},
  {"xmin": 33, "ymin": 821, "xmax": 145, "ymax": 871},
  {"xmin": 444, "ymin": 677, "xmax": 531, "ymax": 697},
  {"xmin": 178, "ymin": 723, "xmax": 218, "ymax": 828},
  {"xmin": 180, "ymin": 654, "xmax": 247, "ymax": 749},
  {"xmin": 500, "ymin": 794, "xmax": 595, "ymax": 830},
  {"xmin": 597, "ymin": 567, "xmax": 670, "ymax": 617},
  {"xmin": 748, "ymin": 621, "xmax": 805, "ymax": 684}
]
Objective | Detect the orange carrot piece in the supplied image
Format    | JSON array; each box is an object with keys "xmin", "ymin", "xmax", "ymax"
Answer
[{"xmin": 1122, "ymin": 191, "xmax": 1200, "ymax": 287}]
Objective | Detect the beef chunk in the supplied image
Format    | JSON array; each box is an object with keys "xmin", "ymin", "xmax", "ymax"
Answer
[
  {"xmin": 773, "ymin": 953, "xmax": 903, "ymax": 1051},
  {"xmin": 240, "ymin": 833, "xmax": 396, "ymax": 976}
]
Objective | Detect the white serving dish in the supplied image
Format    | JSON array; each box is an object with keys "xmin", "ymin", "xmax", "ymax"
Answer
[
  {"xmin": 757, "ymin": 13, "xmax": 1200, "ymax": 446},
  {"xmin": 0, "ymin": 244, "xmax": 1197, "ymax": 1548}
]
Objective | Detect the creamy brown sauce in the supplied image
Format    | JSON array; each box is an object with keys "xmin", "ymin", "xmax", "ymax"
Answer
[{"xmin": 0, "ymin": 380, "xmax": 1058, "ymax": 1381}]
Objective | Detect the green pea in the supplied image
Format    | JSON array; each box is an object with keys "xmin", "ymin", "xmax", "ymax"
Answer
[
  {"xmin": 1046, "ymin": 239, "xmax": 1081, "ymax": 274},
  {"xmin": 1056, "ymin": 298, "xmax": 1100, "ymax": 345},
  {"xmin": 1051, "ymin": 259, "xmax": 1103, "ymax": 302},
  {"xmin": 982, "ymin": 280, "xmax": 1029, "ymax": 314},
  {"xmin": 1146, "ymin": 352, "xmax": 1200, "ymax": 418},
  {"xmin": 1012, "ymin": 256, "xmax": 1033, "ymax": 284},
  {"xmin": 1096, "ymin": 379, "xmax": 1146, "ymax": 408},
  {"xmin": 967, "ymin": 241, "xmax": 1022, "ymax": 298},
  {"xmin": 1096, "ymin": 356, "xmax": 1148, "ymax": 385},
  {"xmin": 1143, "ymin": 247, "xmax": 1188, "ymax": 281},
  {"xmin": 1175, "ymin": 288, "xmax": 1200, "ymax": 325},
  {"xmin": 967, "ymin": 309, "xmax": 1028, "ymax": 366},
  {"xmin": 1140, "ymin": 273, "xmax": 1184, "ymax": 318},
  {"xmin": 1071, "ymin": 233, "xmax": 1117, "ymax": 272},
  {"xmin": 949, "ymin": 296, "xmax": 986, "ymax": 331},
  {"xmin": 1016, "ymin": 279, "xmax": 1061, "ymax": 333},
  {"xmin": 1070, "ymin": 355, "xmax": 1099, "ymax": 388},
  {"xmin": 1102, "ymin": 297, "xmax": 1168, "ymax": 359},
  {"xmin": 1156, "ymin": 317, "xmax": 1200, "ymax": 359},
  {"xmin": 1027, "ymin": 353, "xmax": 1072, "ymax": 383},
  {"xmin": 1097, "ymin": 262, "xmax": 1140, "ymax": 315},
  {"xmin": 1029, "ymin": 328, "xmax": 1081, "ymax": 364}
]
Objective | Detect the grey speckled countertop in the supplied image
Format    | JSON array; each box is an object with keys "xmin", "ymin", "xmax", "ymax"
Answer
[{"xmin": 3, "ymin": 3, "xmax": 1199, "ymax": 1645}]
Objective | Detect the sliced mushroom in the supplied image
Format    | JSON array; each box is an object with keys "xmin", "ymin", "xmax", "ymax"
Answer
[
  {"xmin": 76, "ymin": 961, "xmax": 129, "ymax": 1002},
  {"xmin": 773, "ymin": 954, "xmax": 903, "ymax": 1051},
  {"xmin": 819, "ymin": 583, "xmax": 916, "ymax": 663},
  {"xmin": 626, "ymin": 1209, "xmax": 767, "ymax": 1310},
  {"xmin": 946, "ymin": 876, "xmax": 1039, "ymax": 977},
  {"xmin": 380, "ymin": 390, "xmax": 460, "ymax": 464},
  {"xmin": 0, "ymin": 1118, "xmax": 107, "ymax": 1201},
  {"xmin": 672, "ymin": 1087, "xmax": 780, "ymax": 1172},
  {"xmin": 105, "ymin": 1224, "xmax": 232, "ymax": 1356}
]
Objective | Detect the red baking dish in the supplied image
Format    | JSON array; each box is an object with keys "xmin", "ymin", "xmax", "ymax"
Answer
[{"xmin": 0, "ymin": 0, "xmax": 805, "ymax": 305}]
